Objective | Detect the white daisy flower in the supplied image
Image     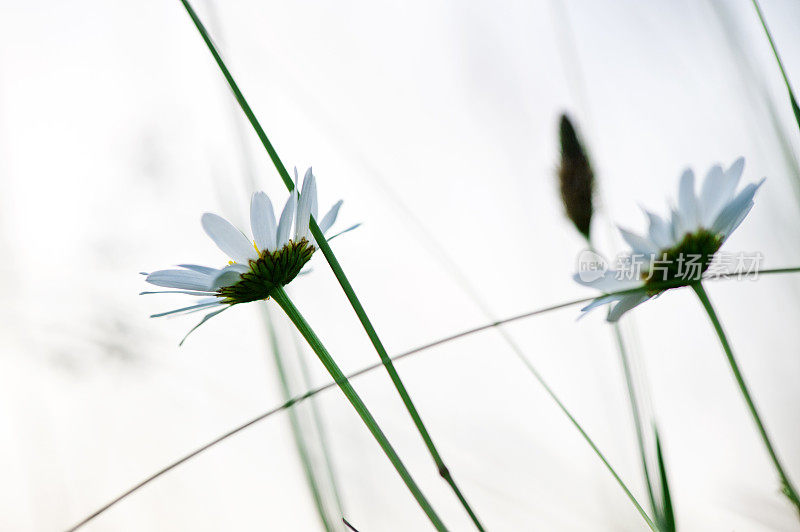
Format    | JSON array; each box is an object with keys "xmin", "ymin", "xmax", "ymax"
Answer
[
  {"xmin": 575, "ymin": 157, "xmax": 764, "ymax": 321},
  {"xmin": 142, "ymin": 168, "xmax": 354, "ymax": 343}
]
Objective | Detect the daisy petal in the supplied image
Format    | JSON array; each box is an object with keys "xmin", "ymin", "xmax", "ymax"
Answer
[
  {"xmin": 295, "ymin": 170, "xmax": 317, "ymax": 242},
  {"xmin": 178, "ymin": 264, "xmax": 221, "ymax": 276},
  {"xmin": 572, "ymin": 271, "xmax": 644, "ymax": 292},
  {"xmin": 644, "ymin": 210, "xmax": 673, "ymax": 249},
  {"xmin": 171, "ymin": 300, "xmax": 226, "ymax": 316},
  {"xmin": 306, "ymin": 168, "xmax": 319, "ymax": 222},
  {"xmin": 326, "ymin": 223, "xmax": 360, "ymax": 242},
  {"xmin": 721, "ymin": 201, "xmax": 754, "ymax": 239},
  {"xmin": 699, "ymin": 164, "xmax": 725, "ymax": 226},
  {"xmin": 678, "ymin": 168, "xmax": 698, "ymax": 229},
  {"xmin": 180, "ymin": 306, "xmax": 229, "ymax": 346},
  {"xmin": 607, "ymin": 293, "xmax": 650, "ymax": 322},
  {"xmin": 669, "ymin": 208, "xmax": 684, "ymax": 242},
  {"xmin": 580, "ymin": 294, "xmax": 622, "ymax": 314},
  {"xmin": 277, "ymin": 193, "xmax": 297, "ymax": 248},
  {"xmin": 711, "ymin": 178, "xmax": 764, "ymax": 237},
  {"xmin": 146, "ymin": 269, "xmax": 213, "ymax": 291},
  {"xmin": 150, "ymin": 298, "xmax": 222, "ymax": 318},
  {"xmin": 250, "ymin": 192, "xmax": 277, "ymax": 252},
  {"xmin": 140, "ymin": 289, "xmax": 216, "ymax": 296},
  {"xmin": 720, "ymin": 157, "xmax": 745, "ymax": 203},
  {"xmin": 211, "ymin": 263, "xmax": 249, "ymax": 290},
  {"xmin": 319, "ymin": 200, "xmax": 343, "ymax": 234},
  {"xmin": 201, "ymin": 213, "xmax": 257, "ymax": 263},
  {"xmin": 619, "ymin": 227, "xmax": 658, "ymax": 256},
  {"xmin": 706, "ymin": 158, "xmax": 746, "ymax": 228}
]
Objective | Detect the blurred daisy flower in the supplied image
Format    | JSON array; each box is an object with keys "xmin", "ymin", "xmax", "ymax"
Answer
[
  {"xmin": 575, "ymin": 157, "xmax": 764, "ymax": 321},
  {"xmin": 142, "ymin": 168, "xmax": 352, "ymax": 343}
]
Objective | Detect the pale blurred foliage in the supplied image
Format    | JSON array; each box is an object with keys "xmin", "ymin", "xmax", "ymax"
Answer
[{"xmin": 0, "ymin": 0, "xmax": 799, "ymax": 530}]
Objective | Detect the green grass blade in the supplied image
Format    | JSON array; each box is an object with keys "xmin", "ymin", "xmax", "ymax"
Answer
[
  {"xmin": 198, "ymin": 1, "xmax": 346, "ymax": 521},
  {"xmin": 692, "ymin": 282, "xmax": 800, "ymax": 515},
  {"xmin": 343, "ymin": 517, "xmax": 360, "ymax": 531},
  {"xmin": 270, "ymin": 287, "xmax": 447, "ymax": 531},
  {"xmin": 291, "ymin": 329, "xmax": 347, "ymax": 520},
  {"xmin": 67, "ymin": 266, "xmax": 800, "ymax": 529},
  {"xmin": 262, "ymin": 306, "xmax": 339, "ymax": 531},
  {"xmin": 309, "ymin": 222, "xmax": 486, "ymax": 530},
  {"xmin": 177, "ymin": 0, "xmax": 293, "ymax": 191},
  {"xmin": 176, "ymin": 1, "xmax": 484, "ymax": 527},
  {"xmin": 612, "ymin": 324, "xmax": 659, "ymax": 517},
  {"xmin": 710, "ymin": 1, "xmax": 800, "ymax": 208},
  {"xmin": 751, "ymin": 0, "xmax": 800, "ymax": 135},
  {"xmin": 497, "ymin": 333, "xmax": 659, "ymax": 530},
  {"xmin": 270, "ymin": 289, "xmax": 658, "ymax": 530},
  {"xmin": 654, "ymin": 430, "xmax": 675, "ymax": 532}
]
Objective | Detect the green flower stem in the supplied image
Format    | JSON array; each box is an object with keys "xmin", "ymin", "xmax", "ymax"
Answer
[
  {"xmin": 262, "ymin": 308, "xmax": 337, "ymax": 531},
  {"xmin": 292, "ymin": 330, "xmax": 347, "ymax": 518},
  {"xmin": 270, "ymin": 286, "xmax": 447, "ymax": 531},
  {"xmin": 751, "ymin": 0, "xmax": 800, "ymax": 134},
  {"xmin": 177, "ymin": 1, "xmax": 484, "ymax": 527},
  {"xmin": 692, "ymin": 282, "xmax": 800, "ymax": 514}
]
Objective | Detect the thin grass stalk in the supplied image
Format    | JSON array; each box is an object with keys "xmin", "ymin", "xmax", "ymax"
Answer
[
  {"xmin": 291, "ymin": 329, "xmax": 347, "ymax": 519},
  {"xmin": 262, "ymin": 306, "xmax": 339, "ymax": 531},
  {"xmin": 552, "ymin": 0, "xmax": 664, "ymax": 500},
  {"xmin": 557, "ymin": 112, "xmax": 662, "ymax": 522},
  {"xmin": 710, "ymin": 0, "xmax": 800, "ymax": 208},
  {"xmin": 311, "ymin": 227, "xmax": 487, "ymax": 532},
  {"xmin": 201, "ymin": 0, "xmax": 346, "ymax": 518},
  {"xmin": 343, "ymin": 517, "xmax": 360, "ymax": 532},
  {"xmin": 612, "ymin": 323, "xmax": 659, "ymax": 519},
  {"xmin": 269, "ymin": 287, "xmax": 448, "ymax": 531},
  {"xmin": 176, "ymin": 1, "xmax": 484, "ymax": 527},
  {"xmin": 654, "ymin": 431, "xmax": 675, "ymax": 532},
  {"xmin": 562, "ymin": 101, "xmax": 663, "ymax": 520},
  {"xmin": 492, "ymin": 333, "xmax": 658, "ymax": 530},
  {"xmin": 589, "ymin": 236, "xmax": 662, "ymax": 521},
  {"xmin": 69, "ymin": 269, "xmax": 800, "ymax": 529},
  {"xmin": 692, "ymin": 282, "xmax": 800, "ymax": 515},
  {"xmin": 751, "ymin": 0, "xmax": 800, "ymax": 135}
]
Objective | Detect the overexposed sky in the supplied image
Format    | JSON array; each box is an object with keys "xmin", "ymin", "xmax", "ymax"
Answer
[{"xmin": 1, "ymin": 1, "xmax": 799, "ymax": 530}]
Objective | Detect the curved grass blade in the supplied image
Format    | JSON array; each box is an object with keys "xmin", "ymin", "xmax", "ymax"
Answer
[{"xmin": 69, "ymin": 269, "xmax": 800, "ymax": 529}]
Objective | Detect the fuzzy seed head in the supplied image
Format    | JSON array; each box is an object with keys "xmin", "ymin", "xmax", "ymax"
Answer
[{"xmin": 558, "ymin": 114, "xmax": 594, "ymax": 241}]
